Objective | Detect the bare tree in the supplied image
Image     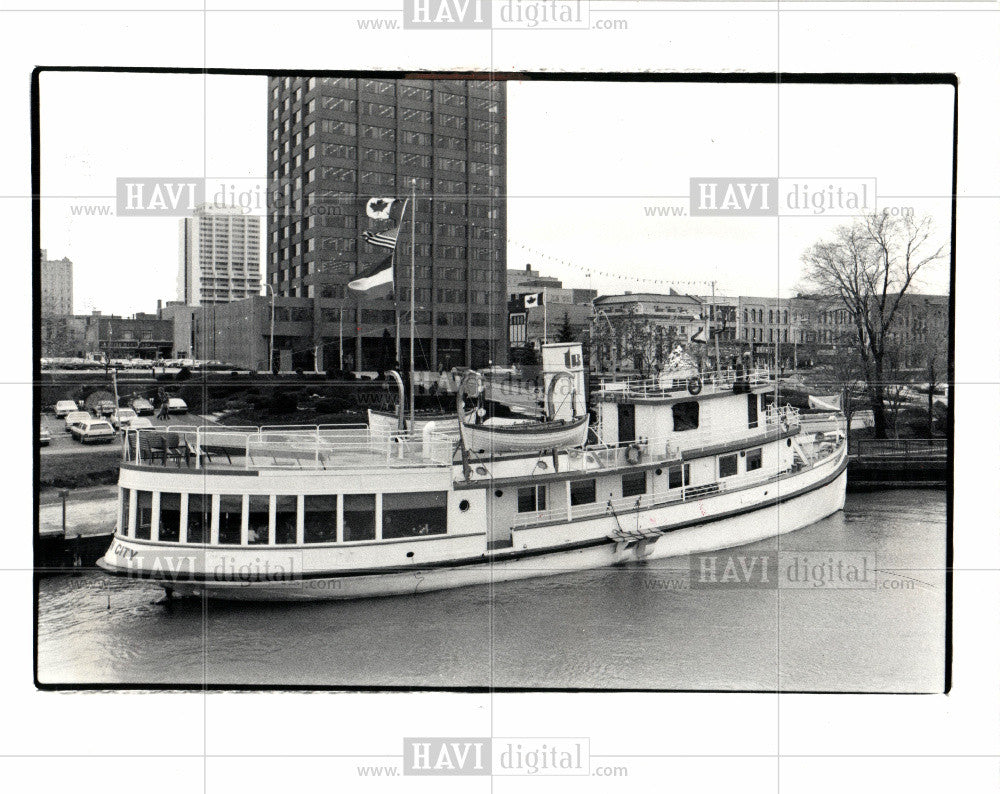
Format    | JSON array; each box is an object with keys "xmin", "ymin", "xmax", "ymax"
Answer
[
  {"xmin": 589, "ymin": 307, "xmax": 677, "ymax": 375},
  {"xmin": 800, "ymin": 212, "xmax": 946, "ymax": 439}
]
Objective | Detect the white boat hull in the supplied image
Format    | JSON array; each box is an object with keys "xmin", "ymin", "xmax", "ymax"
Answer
[{"xmin": 106, "ymin": 457, "xmax": 847, "ymax": 602}]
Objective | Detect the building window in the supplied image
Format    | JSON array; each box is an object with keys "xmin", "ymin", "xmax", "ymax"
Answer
[
  {"xmin": 218, "ymin": 495, "xmax": 243, "ymax": 544},
  {"xmin": 382, "ymin": 492, "xmax": 447, "ymax": 538},
  {"xmin": 159, "ymin": 493, "xmax": 181, "ymax": 542},
  {"xmin": 746, "ymin": 447, "xmax": 763, "ymax": 472},
  {"xmin": 621, "ymin": 471, "xmax": 647, "ymax": 498},
  {"xmin": 517, "ymin": 485, "xmax": 547, "ymax": 513},
  {"xmin": 303, "ymin": 495, "xmax": 337, "ymax": 543},
  {"xmin": 672, "ymin": 401, "xmax": 699, "ymax": 432},
  {"xmin": 135, "ymin": 490, "xmax": 153, "ymax": 540},
  {"xmin": 343, "ymin": 494, "xmax": 376, "ymax": 541},
  {"xmin": 570, "ymin": 479, "xmax": 597, "ymax": 506},
  {"xmin": 667, "ymin": 464, "xmax": 690, "ymax": 489},
  {"xmin": 719, "ymin": 454, "xmax": 738, "ymax": 478}
]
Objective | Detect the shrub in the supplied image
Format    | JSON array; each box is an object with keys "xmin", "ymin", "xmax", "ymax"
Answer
[
  {"xmin": 176, "ymin": 366, "xmax": 192, "ymax": 381},
  {"xmin": 268, "ymin": 392, "xmax": 298, "ymax": 415}
]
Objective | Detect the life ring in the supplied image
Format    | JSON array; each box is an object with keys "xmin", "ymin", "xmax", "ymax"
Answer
[
  {"xmin": 626, "ymin": 443, "xmax": 642, "ymax": 465},
  {"xmin": 687, "ymin": 377, "xmax": 703, "ymax": 395}
]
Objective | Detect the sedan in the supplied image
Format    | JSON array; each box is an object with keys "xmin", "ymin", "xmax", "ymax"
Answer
[
  {"xmin": 129, "ymin": 417, "xmax": 154, "ymax": 431},
  {"xmin": 96, "ymin": 400, "xmax": 116, "ymax": 417},
  {"xmin": 111, "ymin": 408, "xmax": 138, "ymax": 431},
  {"xmin": 70, "ymin": 418, "xmax": 116, "ymax": 444},
  {"xmin": 39, "ymin": 426, "xmax": 51, "ymax": 446},
  {"xmin": 64, "ymin": 411, "xmax": 91, "ymax": 432},
  {"xmin": 131, "ymin": 397, "xmax": 154, "ymax": 416},
  {"xmin": 54, "ymin": 400, "xmax": 79, "ymax": 417},
  {"xmin": 167, "ymin": 397, "xmax": 188, "ymax": 414}
]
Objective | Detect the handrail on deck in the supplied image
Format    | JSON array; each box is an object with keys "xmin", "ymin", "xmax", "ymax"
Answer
[
  {"xmin": 123, "ymin": 424, "xmax": 452, "ymax": 471},
  {"xmin": 595, "ymin": 366, "xmax": 775, "ymax": 399}
]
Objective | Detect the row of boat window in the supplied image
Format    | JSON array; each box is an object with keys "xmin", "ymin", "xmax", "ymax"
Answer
[
  {"xmin": 119, "ymin": 490, "xmax": 448, "ymax": 545},
  {"xmin": 515, "ymin": 464, "xmax": 694, "ymax": 514}
]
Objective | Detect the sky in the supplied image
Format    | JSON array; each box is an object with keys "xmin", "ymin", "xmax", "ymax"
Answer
[{"xmin": 40, "ymin": 73, "xmax": 954, "ymax": 316}]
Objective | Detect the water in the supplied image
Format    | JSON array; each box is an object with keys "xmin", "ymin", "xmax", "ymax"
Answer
[{"xmin": 36, "ymin": 490, "xmax": 946, "ymax": 692}]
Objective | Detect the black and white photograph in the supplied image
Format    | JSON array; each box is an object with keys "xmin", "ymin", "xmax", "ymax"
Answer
[{"xmin": 6, "ymin": 2, "xmax": 999, "ymax": 792}]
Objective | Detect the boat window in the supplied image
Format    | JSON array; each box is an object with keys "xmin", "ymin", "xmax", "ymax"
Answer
[
  {"xmin": 218, "ymin": 494, "xmax": 243, "ymax": 544},
  {"xmin": 188, "ymin": 493, "xmax": 208, "ymax": 543},
  {"xmin": 570, "ymin": 479, "xmax": 597, "ymax": 506},
  {"xmin": 304, "ymin": 495, "xmax": 338, "ymax": 543},
  {"xmin": 719, "ymin": 454, "xmax": 738, "ymax": 478},
  {"xmin": 516, "ymin": 485, "xmax": 546, "ymax": 513},
  {"xmin": 747, "ymin": 447, "xmax": 763, "ymax": 472},
  {"xmin": 343, "ymin": 494, "xmax": 376, "ymax": 541},
  {"xmin": 622, "ymin": 471, "xmax": 647, "ymax": 498},
  {"xmin": 159, "ymin": 493, "xmax": 181, "ymax": 542},
  {"xmin": 382, "ymin": 492, "xmax": 447, "ymax": 539},
  {"xmin": 672, "ymin": 401, "xmax": 699, "ymax": 432},
  {"xmin": 120, "ymin": 488, "xmax": 130, "ymax": 537},
  {"xmin": 135, "ymin": 490, "xmax": 153, "ymax": 540},
  {"xmin": 248, "ymin": 495, "xmax": 270, "ymax": 544},
  {"xmin": 275, "ymin": 495, "xmax": 297, "ymax": 544},
  {"xmin": 668, "ymin": 464, "xmax": 690, "ymax": 489}
]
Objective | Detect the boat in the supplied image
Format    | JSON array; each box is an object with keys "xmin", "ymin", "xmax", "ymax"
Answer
[{"xmin": 96, "ymin": 342, "xmax": 848, "ymax": 601}]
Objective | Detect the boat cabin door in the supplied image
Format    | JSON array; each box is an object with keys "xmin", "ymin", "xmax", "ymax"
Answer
[{"xmin": 617, "ymin": 403, "xmax": 636, "ymax": 444}]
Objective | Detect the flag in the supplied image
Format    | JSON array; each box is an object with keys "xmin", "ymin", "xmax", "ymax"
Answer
[
  {"xmin": 691, "ymin": 316, "xmax": 709, "ymax": 343},
  {"xmin": 348, "ymin": 255, "xmax": 394, "ymax": 294},
  {"xmin": 362, "ymin": 226, "xmax": 400, "ymax": 252},
  {"xmin": 522, "ymin": 293, "xmax": 543, "ymax": 309},
  {"xmin": 365, "ymin": 197, "xmax": 396, "ymax": 220}
]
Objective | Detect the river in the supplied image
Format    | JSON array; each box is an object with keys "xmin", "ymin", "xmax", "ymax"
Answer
[{"xmin": 36, "ymin": 489, "xmax": 946, "ymax": 692}]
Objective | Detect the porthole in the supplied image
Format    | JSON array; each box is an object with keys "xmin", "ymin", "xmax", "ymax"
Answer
[
  {"xmin": 786, "ymin": 438, "xmax": 792, "ymax": 447},
  {"xmin": 459, "ymin": 499, "xmax": 470, "ymax": 512},
  {"xmin": 406, "ymin": 551, "xmax": 415, "ymax": 558},
  {"xmin": 494, "ymin": 489, "xmax": 503, "ymax": 498},
  {"xmin": 655, "ymin": 468, "xmax": 663, "ymax": 476}
]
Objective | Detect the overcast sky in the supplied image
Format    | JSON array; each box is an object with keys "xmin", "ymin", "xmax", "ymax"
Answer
[{"xmin": 40, "ymin": 73, "xmax": 954, "ymax": 315}]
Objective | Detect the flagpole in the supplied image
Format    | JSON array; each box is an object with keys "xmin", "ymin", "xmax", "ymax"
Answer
[
  {"xmin": 712, "ymin": 280, "xmax": 721, "ymax": 383},
  {"xmin": 543, "ymin": 287, "xmax": 547, "ymax": 345},
  {"xmin": 408, "ymin": 179, "xmax": 416, "ymax": 430}
]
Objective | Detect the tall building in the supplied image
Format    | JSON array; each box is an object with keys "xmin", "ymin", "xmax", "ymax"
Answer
[
  {"xmin": 41, "ymin": 249, "xmax": 73, "ymax": 316},
  {"xmin": 179, "ymin": 204, "xmax": 261, "ymax": 307},
  {"xmin": 266, "ymin": 76, "xmax": 507, "ymax": 372}
]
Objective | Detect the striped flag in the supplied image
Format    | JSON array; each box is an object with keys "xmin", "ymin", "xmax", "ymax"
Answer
[
  {"xmin": 362, "ymin": 226, "xmax": 400, "ymax": 251},
  {"xmin": 348, "ymin": 255, "xmax": 394, "ymax": 294}
]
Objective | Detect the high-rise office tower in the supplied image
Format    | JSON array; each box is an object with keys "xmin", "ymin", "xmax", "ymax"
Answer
[
  {"xmin": 266, "ymin": 76, "xmax": 507, "ymax": 370},
  {"xmin": 179, "ymin": 204, "xmax": 261, "ymax": 307},
  {"xmin": 41, "ymin": 249, "xmax": 73, "ymax": 316}
]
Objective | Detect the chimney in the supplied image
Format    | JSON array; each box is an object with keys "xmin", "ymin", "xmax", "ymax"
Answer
[{"xmin": 526, "ymin": 263, "xmax": 532, "ymax": 272}]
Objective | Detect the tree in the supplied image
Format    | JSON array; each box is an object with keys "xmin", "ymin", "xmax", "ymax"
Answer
[
  {"xmin": 590, "ymin": 307, "xmax": 677, "ymax": 375},
  {"xmin": 557, "ymin": 311, "xmax": 575, "ymax": 343},
  {"xmin": 800, "ymin": 212, "xmax": 946, "ymax": 438}
]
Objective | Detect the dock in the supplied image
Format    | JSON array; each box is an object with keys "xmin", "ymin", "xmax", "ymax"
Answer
[
  {"xmin": 37, "ymin": 486, "xmax": 116, "ymax": 570},
  {"xmin": 847, "ymin": 438, "xmax": 947, "ymax": 490}
]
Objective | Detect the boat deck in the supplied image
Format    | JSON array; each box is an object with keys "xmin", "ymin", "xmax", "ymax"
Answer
[{"xmin": 122, "ymin": 425, "xmax": 458, "ymax": 471}]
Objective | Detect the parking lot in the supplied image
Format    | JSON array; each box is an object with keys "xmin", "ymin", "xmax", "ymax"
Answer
[{"xmin": 40, "ymin": 410, "xmax": 220, "ymax": 455}]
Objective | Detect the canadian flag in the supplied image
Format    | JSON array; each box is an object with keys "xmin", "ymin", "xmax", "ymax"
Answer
[
  {"xmin": 365, "ymin": 197, "xmax": 396, "ymax": 220},
  {"xmin": 522, "ymin": 293, "xmax": 543, "ymax": 308}
]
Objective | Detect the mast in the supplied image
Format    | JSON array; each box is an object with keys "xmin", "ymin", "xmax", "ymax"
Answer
[{"xmin": 408, "ymin": 179, "xmax": 416, "ymax": 429}]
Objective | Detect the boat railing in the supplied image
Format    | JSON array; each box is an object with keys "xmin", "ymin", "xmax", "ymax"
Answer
[
  {"xmin": 123, "ymin": 424, "xmax": 454, "ymax": 470},
  {"xmin": 595, "ymin": 366, "xmax": 775, "ymax": 400}
]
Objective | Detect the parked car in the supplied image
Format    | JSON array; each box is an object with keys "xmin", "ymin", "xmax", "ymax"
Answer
[
  {"xmin": 39, "ymin": 426, "xmax": 51, "ymax": 446},
  {"xmin": 131, "ymin": 397, "xmax": 154, "ymax": 415},
  {"xmin": 167, "ymin": 397, "xmax": 188, "ymax": 414},
  {"xmin": 129, "ymin": 417, "xmax": 154, "ymax": 431},
  {"xmin": 53, "ymin": 400, "xmax": 78, "ymax": 417},
  {"xmin": 111, "ymin": 408, "xmax": 138, "ymax": 431},
  {"xmin": 95, "ymin": 400, "xmax": 116, "ymax": 417},
  {"xmin": 70, "ymin": 418, "xmax": 116, "ymax": 444},
  {"xmin": 64, "ymin": 411, "xmax": 91, "ymax": 432}
]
